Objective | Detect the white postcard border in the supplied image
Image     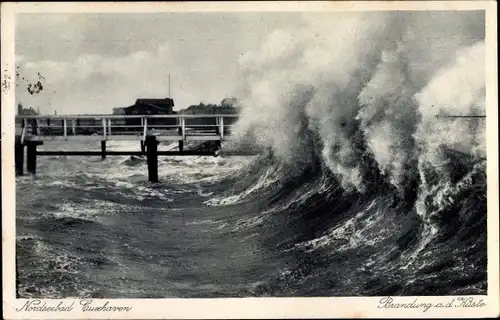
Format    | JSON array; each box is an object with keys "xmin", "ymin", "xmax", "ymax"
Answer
[{"xmin": 2, "ymin": 1, "xmax": 498, "ymax": 319}]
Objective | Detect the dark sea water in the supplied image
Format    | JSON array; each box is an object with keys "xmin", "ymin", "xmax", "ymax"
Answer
[{"xmin": 16, "ymin": 140, "xmax": 487, "ymax": 298}]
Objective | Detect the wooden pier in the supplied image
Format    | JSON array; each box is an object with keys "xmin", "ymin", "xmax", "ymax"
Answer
[{"xmin": 15, "ymin": 114, "xmax": 242, "ymax": 182}]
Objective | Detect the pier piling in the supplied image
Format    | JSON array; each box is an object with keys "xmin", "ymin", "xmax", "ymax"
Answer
[
  {"xmin": 15, "ymin": 142, "xmax": 24, "ymax": 176},
  {"xmin": 101, "ymin": 141, "xmax": 107, "ymax": 159},
  {"xmin": 140, "ymin": 141, "xmax": 146, "ymax": 153},
  {"xmin": 26, "ymin": 142, "xmax": 38, "ymax": 174},
  {"xmin": 146, "ymin": 136, "xmax": 158, "ymax": 183}
]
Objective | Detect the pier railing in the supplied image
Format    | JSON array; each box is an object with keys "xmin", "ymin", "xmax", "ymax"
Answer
[{"xmin": 15, "ymin": 114, "xmax": 239, "ymax": 144}]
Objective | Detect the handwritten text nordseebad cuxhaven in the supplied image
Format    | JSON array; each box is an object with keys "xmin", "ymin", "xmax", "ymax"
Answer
[{"xmin": 17, "ymin": 299, "xmax": 132, "ymax": 312}]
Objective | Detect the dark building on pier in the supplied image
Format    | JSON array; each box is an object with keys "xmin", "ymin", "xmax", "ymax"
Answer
[
  {"xmin": 114, "ymin": 98, "xmax": 176, "ymax": 129},
  {"xmin": 17, "ymin": 104, "xmax": 38, "ymax": 116},
  {"xmin": 125, "ymin": 98, "xmax": 175, "ymax": 115},
  {"xmin": 113, "ymin": 98, "xmax": 175, "ymax": 116}
]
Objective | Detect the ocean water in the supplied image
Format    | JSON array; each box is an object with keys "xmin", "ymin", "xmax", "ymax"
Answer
[{"xmin": 16, "ymin": 139, "xmax": 486, "ymax": 298}]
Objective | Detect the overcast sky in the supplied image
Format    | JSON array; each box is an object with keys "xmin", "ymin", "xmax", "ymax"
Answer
[{"xmin": 15, "ymin": 12, "xmax": 304, "ymax": 114}]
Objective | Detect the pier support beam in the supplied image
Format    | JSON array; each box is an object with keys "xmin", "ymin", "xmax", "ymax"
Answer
[
  {"xmin": 178, "ymin": 141, "xmax": 184, "ymax": 153},
  {"xmin": 101, "ymin": 141, "xmax": 106, "ymax": 159},
  {"xmin": 140, "ymin": 141, "xmax": 146, "ymax": 153},
  {"xmin": 146, "ymin": 136, "xmax": 158, "ymax": 183},
  {"xmin": 26, "ymin": 142, "xmax": 38, "ymax": 174},
  {"xmin": 15, "ymin": 142, "xmax": 24, "ymax": 176}
]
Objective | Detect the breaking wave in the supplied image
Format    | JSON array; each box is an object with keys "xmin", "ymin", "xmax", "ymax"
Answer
[{"xmin": 201, "ymin": 11, "xmax": 487, "ymax": 295}]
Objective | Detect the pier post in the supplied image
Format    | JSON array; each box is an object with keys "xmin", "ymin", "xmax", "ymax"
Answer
[
  {"xmin": 219, "ymin": 116, "xmax": 224, "ymax": 140},
  {"xmin": 35, "ymin": 119, "xmax": 41, "ymax": 136},
  {"xmin": 26, "ymin": 142, "xmax": 38, "ymax": 174},
  {"xmin": 178, "ymin": 117, "xmax": 184, "ymax": 153},
  {"xmin": 63, "ymin": 119, "xmax": 67, "ymax": 140},
  {"xmin": 140, "ymin": 141, "xmax": 146, "ymax": 153},
  {"xmin": 101, "ymin": 141, "xmax": 106, "ymax": 159},
  {"xmin": 181, "ymin": 118, "xmax": 186, "ymax": 141},
  {"xmin": 146, "ymin": 136, "xmax": 158, "ymax": 183},
  {"xmin": 15, "ymin": 142, "xmax": 24, "ymax": 176}
]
